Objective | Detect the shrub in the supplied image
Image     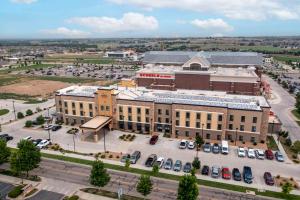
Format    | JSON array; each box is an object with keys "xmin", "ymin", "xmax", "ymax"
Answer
[
  {"xmin": 192, "ymin": 157, "xmax": 201, "ymax": 169},
  {"xmin": 276, "ymin": 175, "xmax": 280, "ymax": 179},
  {"xmin": 109, "ymin": 155, "xmax": 113, "ymax": 159},
  {"xmin": 116, "ymin": 155, "xmax": 120, "ymax": 159},
  {"xmin": 100, "ymin": 154, "xmax": 106, "ymax": 159},
  {"xmin": 285, "ymin": 138, "xmax": 292, "ymax": 147},
  {"xmin": 292, "ymin": 154, "xmax": 298, "ymax": 159},
  {"xmin": 25, "ymin": 120, "xmax": 33, "ymax": 127},
  {"xmin": 253, "ymin": 142, "xmax": 257, "ymax": 146},
  {"xmin": 26, "ymin": 109, "xmax": 33, "ymax": 116},
  {"xmin": 260, "ymin": 140, "xmax": 265, "ymax": 144},
  {"xmin": 68, "ymin": 195, "xmax": 79, "ymax": 200},
  {"xmin": 17, "ymin": 112, "xmax": 24, "ymax": 119},
  {"xmin": 36, "ymin": 115, "xmax": 45, "ymax": 125},
  {"xmin": 8, "ymin": 185, "xmax": 23, "ymax": 198}
]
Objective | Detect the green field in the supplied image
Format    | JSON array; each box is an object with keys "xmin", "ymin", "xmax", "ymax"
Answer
[
  {"xmin": 0, "ymin": 93, "xmax": 40, "ymax": 101},
  {"xmin": 0, "ymin": 64, "xmax": 53, "ymax": 74},
  {"xmin": 274, "ymin": 55, "xmax": 300, "ymax": 63},
  {"xmin": 239, "ymin": 45, "xmax": 285, "ymax": 52},
  {"xmin": 0, "ymin": 109, "xmax": 9, "ymax": 116},
  {"xmin": 0, "ymin": 76, "xmax": 20, "ymax": 86},
  {"xmin": 79, "ymin": 59, "xmax": 116, "ymax": 64}
]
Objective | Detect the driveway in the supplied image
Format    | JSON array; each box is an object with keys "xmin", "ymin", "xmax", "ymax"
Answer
[
  {"xmin": 263, "ymin": 75, "xmax": 300, "ymax": 141},
  {"xmin": 27, "ymin": 190, "xmax": 64, "ymax": 200},
  {"xmin": 0, "ymin": 181, "xmax": 14, "ymax": 200}
]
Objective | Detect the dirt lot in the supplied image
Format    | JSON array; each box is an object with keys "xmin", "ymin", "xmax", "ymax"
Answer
[{"xmin": 0, "ymin": 80, "xmax": 71, "ymax": 97}]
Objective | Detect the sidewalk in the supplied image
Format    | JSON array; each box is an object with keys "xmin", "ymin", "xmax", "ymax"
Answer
[
  {"xmin": 75, "ymin": 191, "xmax": 115, "ymax": 200},
  {"xmin": 271, "ymin": 134, "xmax": 293, "ymax": 164}
]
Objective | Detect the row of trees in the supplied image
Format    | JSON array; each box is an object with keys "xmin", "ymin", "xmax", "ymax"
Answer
[{"xmin": 17, "ymin": 109, "xmax": 33, "ymax": 119}]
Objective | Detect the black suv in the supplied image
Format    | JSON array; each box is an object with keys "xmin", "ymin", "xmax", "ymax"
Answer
[
  {"xmin": 145, "ymin": 154, "xmax": 157, "ymax": 167},
  {"xmin": 243, "ymin": 166, "xmax": 253, "ymax": 184},
  {"xmin": 232, "ymin": 168, "xmax": 242, "ymax": 181},
  {"xmin": 0, "ymin": 134, "xmax": 13, "ymax": 142},
  {"xmin": 201, "ymin": 165, "xmax": 210, "ymax": 175}
]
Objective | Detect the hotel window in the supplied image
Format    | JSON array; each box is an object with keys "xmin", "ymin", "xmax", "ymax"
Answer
[
  {"xmin": 251, "ymin": 137, "xmax": 256, "ymax": 143},
  {"xmin": 196, "ymin": 132, "xmax": 200, "ymax": 137},
  {"xmin": 196, "ymin": 122, "xmax": 200, "ymax": 128},
  {"xmin": 239, "ymin": 135, "xmax": 243, "ymax": 141},
  {"xmin": 206, "ymin": 133, "xmax": 210, "ymax": 139},
  {"xmin": 89, "ymin": 112, "xmax": 93, "ymax": 117},
  {"xmin": 228, "ymin": 135, "xmax": 232, "ymax": 140},
  {"xmin": 72, "ymin": 110, "xmax": 76, "ymax": 115},
  {"xmin": 196, "ymin": 113, "xmax": 201, "ymax": 120},
  {"xmin": 217, "ymin": 124, "xmax": 222, "ymax": 130},
  {"xmin": 59, "ymin": 108, "xmax": 62, "ymax": 112},
  {"xmin": 72, "ymin": 102, "xmax": 75, "ymax": 108},
  {"xmin": 146, "ymin": 117, "xmax": 149, "ymax": 123},
  {"xmin": 128, "ymin": 123, "xmax": 132, "ymax": 130},
  {"xmin": 80, "ymin": 111, "xmax": 84, "ymax": 116},
  {"xmin": 137, "ymin": 116, "xmax": 141, "ymax": 122},
  {"xmin": 176, "ymin": 120, "xmax": 179, "ymax": 126},
  {"xmin": 207, "ymin": 113, "xmax": 212, "ymax": 121},
  {"xmin": 186, "ymin": 112, "xmax": 190, "ymax": 119},
  {"xmin": 119, "ymin": 106, "xmax": 123, "ymax": 113},
  {"xmin": 89, "ymin": 104, "xmax": 93, "ymax": 110},
  {"xmin": 218, "ymin": 115, "xmax": 223, "ymax": 122},
  {"xmin": 106, "ymin": 106, "xmax": 110, "ymax": 111},
  {"xmin": 251, "ymin": 126, "xmax": 257, "ymax": 132},
  {"xmin": 64, "ymin": 102, "xmax": 67, "ymax": 107},
  {"xmin": 241, "ymin": 116, "xmax": 245, "ymax": 122},
  {"xmin": 206, "ymin": 123, "xmax": 211, "ymax": 129},
  {"xmin": 175, "ymin": 130, "xmax": 179, "ymax": 136},
  {"xmin": 229, "ymin": 124, "xmax": 233, "ymax": 130},
  {"xmin": 128, "ymin": 116, "xmax": 132, "ymax": 121},
  {"xmin": 65, "ymin": 109, "xmax": 68, "ymax": 114},
  {"xmin": 158, "ymin": 109, "xmax": 162, "ymax": 115},
  {"xmin": 185, "ymin": 121, "xmax": 190, "ymax": 127},
  {"xmin": 165, "ymin": 109, "xmax": 169, "ymax": 115},
  {"xmin": 145, "ymin": 108, "xmax": 149, "ymax": 115},
  {"xmin": 59, "ymin": 100, "xmax": 62, "ymax": 105},
  {"xmin": 81, "ymin": 120, "xmax": 84, "ymax": 125},
  {"xmin": 119, "ymin": 115, "xmax": 124, "ymax": 120},
  {"xmin": 217, "ymin": 135, "xmax": 221, "ymax": 140},
  {"xmin": 165, "ymin": 118, "xmax": 169, "ymax": 123},
  {"xmin": 158, "ymin": 117, "xmax": 161, "ymax": 123},
  {"xmin": 137, "ymin": 107, "xmax": 141, "ymax": 114},
  {"xmin": 128, "ymin": 107, "xmax": 132, "ymax": 114},
  {"xmin": 252, "ymin": 117, "xmax": 257, "ymax": 123},
  {"xmin": 229, "ymin": 115, "xmax": 234, "ymax": 121},
  {"xmin": 185, "ymin": 131, "xmax": 189, "ymax": 137},
  {"xmin": 79, "ymin": 103, "xmax": 83, "ymax": 109},
  {"xmin": 101, "ymin": 105, "xmax": 104, "ymax": 111},
  {"xmin": 240, "ymin": 125, "xmax": 244, "ymax": 131},
  {"xmin": 176, "ymin": 111, "xmax": 180, "ymax": 118}
]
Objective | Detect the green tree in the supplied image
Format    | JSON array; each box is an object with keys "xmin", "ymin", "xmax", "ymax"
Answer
[
  {"xmin": 195, "ymin": 135, "xmax": 204, "ymax": 158},
  {"xmin": 152, "ymin": 163, "xmax": 159, "ymax": 175},
  {"xmin": 90, "ymin": 160, "xmax": 110, "ymax": 187},
  {"xmin": 125, "ymin": 158, "xmax": 131, "ymax": 169},
  {"xmin": 17, "ymin": 112, "xmax": 24, "ymax": 119},
  {"xmin": 192, "ymin": 157, "xmax": 201, "ymax": 170},
  {"xmin": 295, "ymin": 93, "xmax": 300, "ymax": 113},
  {"xmin": 25, "ymin": 120, "xmax": 33, "ymax": 127},
  {"xmin": 26, "ymin": 109, "xmax": 33, "ymax": 116},
  {"xmin": 136, "ymin": 175, "xmax": 153, "ymax": 197},
  {"xmin": 177, "ymin": 175, "xmax": 199, "ymax": 200},
  {"xmin": 10, "ymin": 140, "xmax": 41, "ymax": 177},
  {"xmin": 0, "ymin": 139, "xmax": 10, "ymax": 164},
  {"xmin": 291, "ymin": 140, "xmax": 300, "ymax": 154},
  {"xmin": 36, "ymin": 115, "xmax": 45, "ymax": 125},
  {"xmin": 281, "ymin": 182, "xmax": 293, "ymax": 195}
]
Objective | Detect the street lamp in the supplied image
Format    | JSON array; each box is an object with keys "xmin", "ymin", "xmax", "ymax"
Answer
[
  {"xmin": 201, "ymin": 123, "xmax": 204, "ymax": 139},
  {"xmin": 12, "ymin": 100, "xmax": 16, "ymax": 120},
  {"xmin": 271, "ymin": 119, "xmax": 275, "ymax": 137},
  {"xmin": 235, "ymin": 128, "xmax": 238, "ymax": 146}
]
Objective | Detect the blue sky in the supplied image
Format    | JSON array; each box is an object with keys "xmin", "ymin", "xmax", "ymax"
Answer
[{"xmin": 1, "ymin": 0, "xmax": 300, "ymax": 39}]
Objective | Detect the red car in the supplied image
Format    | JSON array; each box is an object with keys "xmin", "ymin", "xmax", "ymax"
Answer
[
  {"xmin": 222, "ymin": 167, "xmax": 231, "ymax": 180},
  {"xmin": 264, "ymin": 172, "xmax": 274, "ymax": 185},
  {"xmin": 265, "ymin": 149, "xmax": 274, "ymax": 160},
  {"xmin": 149, "ymin": 135, "xmax": 158, "ymax": 145}
]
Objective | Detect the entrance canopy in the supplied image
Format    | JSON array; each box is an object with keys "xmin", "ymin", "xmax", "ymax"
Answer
[{"xmin": 80, "ymin": 116, "xmax": 112, "ymax": 132}]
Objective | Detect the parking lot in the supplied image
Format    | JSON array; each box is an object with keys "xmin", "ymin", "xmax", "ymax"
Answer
[
  {"xmin": 0, "ymin": 181, "xmax": 14, "ymax": 199},
  {"xmin": 13, "ymin": 64, "xmax": 138, "ymax": 80}
]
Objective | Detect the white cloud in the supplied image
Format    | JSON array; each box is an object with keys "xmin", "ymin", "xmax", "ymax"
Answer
[
  {"xmin": 40, "ymin": 27, "xmax": 90, "ymax": 38},
  {"xmin": 10, "ymin": 0, "xmax": 37, "ymax": 4},
  {"xmin": 108, "ymin": 0, "xmax": 299, "ymax": 20},
  {"xmin": 191, "ymin": 18, "xmax": 233, "ymax": 32},
  {"xmin": 67, "ymin": 12, "xmax": 158, "ymax": 33}
]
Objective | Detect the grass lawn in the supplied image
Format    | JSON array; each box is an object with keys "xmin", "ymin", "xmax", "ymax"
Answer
[
  {"xmin": 0, "ymin": 109, "xmax": 9, "ymax": 116},
  {"xmin": 267, "ymin": 136, "xmax": 279, "ymax": 151},
  {"xmin": 0, "ymin": 64, "xmax": 53, "ymax": 74},
  {"xmin": 40, "ymin": 152, "xmax": 300, "ymax": 200},
  {"xmin": 239, "ymin": 46, "xmax": 285, "ymax": 53},
  {"xmin": 291, "ymin": 109, "xmax": 300, "ymax": 120},
  {"xmin": 0, "ymin": 93, "xmax": 41, "ymax": 102},
  {"xmin": 274, "ymin": 55, "xmax": 300, "ymax": 63},
  {"xmin": 0, "ymin": 76, "xmax": 20, "ymax": 86},
  {"xmin": 79, "ymin": 59, "xmax": 116, "ymax": 64}
]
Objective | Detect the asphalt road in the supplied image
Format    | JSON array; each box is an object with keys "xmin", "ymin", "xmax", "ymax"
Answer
[
  {"xmin": 264, "ymin": 75, "xmax": 300, "ymax": 141},
  {"xmin": 0, "ymin": 181, "xmax": 14, "ymax": 200},
  {"xmin": 31, "ymin": 158, "xmax": 276, "ymax": 200},
  {"xmin": 27, "ymin": 190, "xmax": 64, "ymax": 200}
]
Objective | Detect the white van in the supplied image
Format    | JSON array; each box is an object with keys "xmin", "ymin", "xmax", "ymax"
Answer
[{"xmin": 221, "ymin": 140, "xmax": 229, "ymax": 154}]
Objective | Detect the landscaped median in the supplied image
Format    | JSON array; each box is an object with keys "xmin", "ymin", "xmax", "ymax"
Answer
[{"xmin": 40, "ymin": 152, "xmax": 300, "ymax": 200}]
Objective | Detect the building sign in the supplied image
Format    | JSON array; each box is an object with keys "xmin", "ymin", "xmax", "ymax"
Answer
[{"xmin": 138, "ymin": 73, "xmax": 174, "ymax": 79}]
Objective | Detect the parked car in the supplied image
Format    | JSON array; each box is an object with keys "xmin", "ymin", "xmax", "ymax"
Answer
[
  {"xmin": 243, "ymin": 166, "xmax": 253, "ymax": 184},
  {"xmin": 23, "ymin": 136, "xmax": 32, "ymax": 141},
  {"xmin": 37, "ymin": 139, "xmax": 50, "ymax": 149},
  {"xmin": 203, "ymin": 143, "xmax": 211, "ymax": 153},
  {"xmin": 238, "ymin": 147, "xmax": 246, "ymax": 157},
  {"xmin": 183, "ymin": 162, "xmax": 192, "ymax": 173},
  {"xmin": 275, "ymin": 151, "xmax": 284, "ymax": 162},
  {"xmin": 187, "ymin": 141, "xmax": 195, "ymax": 149},
  {"xmin": 264, "ymin": 172, "xmax": 274, "ymax": 186},
  {"xmin": 52, "ymin": 125, "xmax": 62, "ymax": 131},
  {"xmin": 255, "ymin": 149, "xmax": 265, "ymax": 160},
  {"xmin": 265, "ymin": 149, "xmax": 274, "ymax": 160},
  {"xmin": 173, "ymin": 160, "xmax": 182, "ymax": 172},
  {"xmin": 201, "ymin": 165, "xmax": 210, "ymax": 175},
  {"xmin": 149, "ymin": 135, "xmax": 159, "ymax": 145},
  {"xmin": 232, "ymin": 168, "xmax": 242, "ymax": 181},
  {"xmin": 179, "ymin": 140, "xmax": 187, "ymax": 149},
  {"xmin": 221, "ymin": 140, "xmax": 229, "ymax": 154},
  {"xmin": 145, "ymin": 154, "xmax": 157, "ymax": 167},
  {"xmin": 164, "ymin": 158, "xmax": 173, "ymax": 170},
  {"xmin": 247, "ymin": 148, "xmax": 256, "ymax": 159},
  {"xmin": 130, "ymin": 151, "xmax": 141, "ymax": 164},
  {"xmin": 211, "ymin": 166, "xmax": 220, "ymax": 178},
  {"xmin": 155, "ymin": 157, "xmax": 165, "ymax": 168},
  {"xmin": 32, "ymin": 139, "xmax": 43, "ymax": 146},
  {"xmin": 44, "ymin": 124, "xmax": 53, "ymax": 130},
  {"xmin": 212, "ymin": 143, "xmax": 220, "ymax": 154},
  {"xmin": 0, "ymin": 134, "xmax": 13, "ymax": 142},
  {"xmin": 222, "ymin": 167, "xmax": 231, "ymax": 180},
  {"xmin": 121, "ymin": 154, "xmax": 130, "ymax": 162}
]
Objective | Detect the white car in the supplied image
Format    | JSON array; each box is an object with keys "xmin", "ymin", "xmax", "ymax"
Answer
[
  {"xmin": 238, "ymin": 147, "xmax": 246, "ymax": 157},
  {"xmin": 255, "ymin": 149, "xmax": 265, "ymax": 160},
  {"xmin": 23, "ymin": 136, "xmax": 32, "ymax": 141},
  {"xmin": 179, "ymin": 140, "xmax": 187, "ymax": 149},
  {"xmin": 247, "ymin": 148, "xmax": 256, "ymax": 158},
  {"xmin": 187, "ymin": 141, "xmax": 195, "ymax": 149},
  {"xmin": 37, "ymin": 140, "xmax": 50, "ymax": 149},
  {"xmin": 155, "ymin": 157, "xmax": 165, "ymax": 168}
]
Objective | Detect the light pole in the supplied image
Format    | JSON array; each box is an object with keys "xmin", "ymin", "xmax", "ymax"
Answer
[
  {"xmin": 103, "ymin": 128, "xmax": 107, "ymax": 152},
  {"xmin": 73, "ymin": 132, "xmax": 76, "ymax": 152},
  {"xmin": 201, "ymin": 123, "xmax": 204, "ymax": 139},
  {"xmin": 271, "ymin": 119, "xmax": 275, "ymax": 137},
  {"xmin": 12, "ymin": 100, "xmax": 16, "ymax": 120},
  {"xmin": 235, "ymin": 128, "xmax": 238, "ymax": 146}
]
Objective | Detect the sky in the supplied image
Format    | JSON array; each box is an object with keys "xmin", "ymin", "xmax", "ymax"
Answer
[{"xmin": 1, "ymin": 0, "xmax": 300, "ymax": 39}]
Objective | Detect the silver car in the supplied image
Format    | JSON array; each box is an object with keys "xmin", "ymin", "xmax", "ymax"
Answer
[
  {"xmin": 211, "ymin": 166, "xmax": 220, "ymax": 178},
  {"xmin": 173, "ymin": 160, "xmax": 182, "ymax": 172}
]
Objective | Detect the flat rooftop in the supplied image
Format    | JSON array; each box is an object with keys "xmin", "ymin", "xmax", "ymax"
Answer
[
  {"xmin": 116, "ymin": 86, "xmax": 270, "ymax": 111},
  {"xmin": 56, "ymin": 85, "xmax": 99, "ymax": 97}
]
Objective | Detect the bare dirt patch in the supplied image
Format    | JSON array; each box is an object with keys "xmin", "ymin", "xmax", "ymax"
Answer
[{"xmin": 0, "ymin": 80, "xmax": 71, "ymax": 97}]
